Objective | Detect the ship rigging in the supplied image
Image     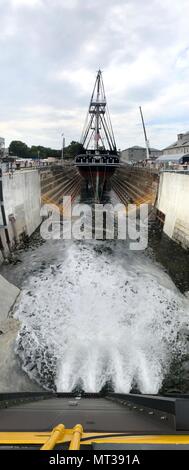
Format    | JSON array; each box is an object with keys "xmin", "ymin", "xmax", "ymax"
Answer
[{"xmin": 75, "ymin": 70, "xmax": 119, "ymax": 200}]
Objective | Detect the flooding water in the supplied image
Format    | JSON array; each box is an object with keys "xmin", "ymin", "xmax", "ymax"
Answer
[{"xmin": 1, "ymin": 188, "xmax": 189, "ymax": 393}]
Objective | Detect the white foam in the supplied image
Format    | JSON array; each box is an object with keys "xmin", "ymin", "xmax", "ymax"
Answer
[{"xmin": 14, "ymin": 241, "xmax": 189, "ymax": 393}]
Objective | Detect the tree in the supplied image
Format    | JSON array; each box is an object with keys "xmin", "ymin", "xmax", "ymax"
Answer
[
  {"xmin": 9, "ymin": 141, "xmax": 29, "ymax": 158},
  {"xmin": 30, "ymin": 145, "xmax": 61, "ymax": 159},
  {"xmin": 64, "ymin": 141, "xmax": 84, "ymax": 160},
  {"xmin": 30, "ymin": 145, "xmax": 46, "ymax": 159}
]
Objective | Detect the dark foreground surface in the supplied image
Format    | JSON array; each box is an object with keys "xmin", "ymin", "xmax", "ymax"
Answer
[{"xmin": 0, "ymin": 392, "xmax": 188, "ymax": 433}]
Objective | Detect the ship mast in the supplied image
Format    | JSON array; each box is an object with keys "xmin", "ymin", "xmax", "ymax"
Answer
[{"xmin": 81, "ymin": 70, "xmax": 117, "ymax": 153}]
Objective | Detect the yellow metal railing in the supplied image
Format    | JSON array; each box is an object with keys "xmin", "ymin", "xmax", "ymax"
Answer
[
  {"xmin": 0, "ymin": 427, "xmax": 189, "ymax": 450},
  {"xmin": 40, "ymin": 424, "xmax": 65, "ymax": 450},
  {"xmin": 69, "ymin": 424, "xmax": 83, "ymax": 450},
  {"xmin": 40, "ymin": 423, "xmax": 83, "ymax": 450}
]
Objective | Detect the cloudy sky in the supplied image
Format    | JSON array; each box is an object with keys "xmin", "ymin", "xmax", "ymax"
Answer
[{"xmin": 1, "ymin": 0, "xmax": 189, "ymax": 150}]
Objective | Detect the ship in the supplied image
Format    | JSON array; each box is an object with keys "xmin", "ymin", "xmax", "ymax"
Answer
[{"xmin": 75, "ymin": 70, "xmax": 120, "ymax": 200}]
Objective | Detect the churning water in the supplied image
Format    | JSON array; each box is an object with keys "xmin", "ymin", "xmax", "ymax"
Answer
[{"xmin": 14, "ymin": 239, "xmax": 189, "ymax": 393}]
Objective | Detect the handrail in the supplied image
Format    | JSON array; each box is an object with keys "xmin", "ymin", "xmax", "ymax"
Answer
[
  {"xmin": 1, "ymin": 429, "xmax": 189, "ymax": 448},
  {"xmin": 40, "ymin": 423, "xmax": 83, "ymax": 450},
  {"xmin": 69, "ymin": 424, "xmax": 83, "ymax": 450},
  {"xmin": 40, "ymin": 424, "xmax": 65, "ymax": 450}
]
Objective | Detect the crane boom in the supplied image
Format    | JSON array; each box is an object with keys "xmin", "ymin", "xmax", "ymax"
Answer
[{"xmin": 139, "ymin": 106, "xmax": 150, "ymax": 160}]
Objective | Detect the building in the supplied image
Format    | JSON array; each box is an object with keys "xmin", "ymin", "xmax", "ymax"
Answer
[
  {"xmin": 3, "ymin": 148, "xmax": 9, "ymax": 158},
  {"xmin": 121, "ymin": 145, "xmax": 161, "ymax": 162},
  {"xmin": 0, "ymin": 137, "xmax": 5, "ymax": 157},
  {"xmin": 156, "ymin": 153, "xmax": 189, "ymax": 166},
  {"xmin": 163, "ymin": 132, "xmax": 189, "ymax": 155}
]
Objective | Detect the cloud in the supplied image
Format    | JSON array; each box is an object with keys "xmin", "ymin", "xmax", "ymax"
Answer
[
  {"xmin": 0, "ymin": 0, "xmax": 189, "ymax": 150},
  {"xmin": 11, "ymin": 0, "xmax": 42, "ymax": 7}
]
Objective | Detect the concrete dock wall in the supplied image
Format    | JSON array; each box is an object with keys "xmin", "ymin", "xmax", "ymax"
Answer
[
  {"xmin": 0, "ymin": 165, "xmax": 81, "ymax": 260},
  {"xmin": 0, "ymin": 170, "xmax": 41, "ymax": 256},
  {"xmin": 111, "ymin": 164, "xmax": 158, "ymax": 205},
  {"xmin": 156, "ymin": 171, "xmax": 189, "ymax": 249},
  {"xmin": 0, "ymin": 275, "xmax": 42, "ymax": 392},
  {"xmin": 0, "ymin": 274, "xmax": 20, "ymax": 322},
  {"xmin": 40, "ymin": 165, "xmax": 82, "ymax": 206}
]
